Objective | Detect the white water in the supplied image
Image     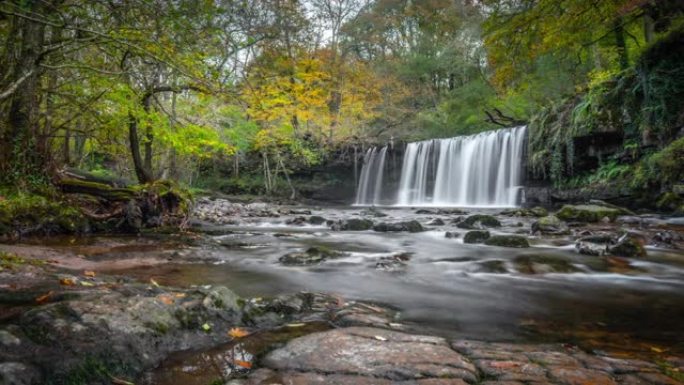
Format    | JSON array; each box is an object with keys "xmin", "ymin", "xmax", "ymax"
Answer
[
  {"xmin": 355, "ymin": 146, "xmax": 388, "ymax": 205},
  {"xmin": 356, "ymin": 126, "xmax": 527, "ymax": 207}
]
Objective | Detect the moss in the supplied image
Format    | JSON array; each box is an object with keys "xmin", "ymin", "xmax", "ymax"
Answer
[
  {"xmin": 484, "ymin": 235, "xmax": 530, "ymax": 248},
  {"xmin": 514, "ymin": 255, "xmax": 580, "ymax": 274},
  {"xmin": 456, "ymin": 214, "xmax": 501, "ymax": 229},
  {"xmin": 0, "ymin": 191, "xmax": 88, "ymax": 237},
  {"xmin": 556, "ymin": 204, "xmax": 620, "ymax": 223},
  {"xmin": 463, "ymin": 230, "xmax": 490, "ymax": 244}
]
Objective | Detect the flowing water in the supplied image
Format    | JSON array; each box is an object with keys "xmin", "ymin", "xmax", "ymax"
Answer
[{"xmin": 356, "ymin": 126, "xmax": 527, "ymax": 207}]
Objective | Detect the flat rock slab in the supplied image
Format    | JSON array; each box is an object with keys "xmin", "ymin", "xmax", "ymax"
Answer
[{"xmin": 260, "ymin": 326, "xmax": 477, "ymax": 382}]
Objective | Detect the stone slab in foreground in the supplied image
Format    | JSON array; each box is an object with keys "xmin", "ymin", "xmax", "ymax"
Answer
[{"xmin": 245, "ymin": 327, "xmax": 683, "ymax": 385}]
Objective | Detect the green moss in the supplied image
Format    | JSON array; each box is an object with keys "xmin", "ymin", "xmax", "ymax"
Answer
[
  {"xmin": 463, "ymin": 230, "xmax": 490, "ymax": 244},
  {"xmin": 514, "ymin": 255, "xmax": 580, "ymax": 274},
  {"xmin": 457, "ymin": 215, "xmax": 501, "ymax": 229},
  {"xmin": 556, "ymin": 204, "xmax": 620, "ymax": 223},
  {"xmin": 484, "ymin": 235, "xmax": 530, "ymax": 248}
]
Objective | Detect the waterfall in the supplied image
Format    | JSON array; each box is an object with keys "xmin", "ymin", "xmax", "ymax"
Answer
[
  {"xmin": 355, "ymin": 126, "xmax": 527, "ymax": 207},
  {"xmin": 355, "ymin": 145, "xmax": 388, "ymax": 205}
]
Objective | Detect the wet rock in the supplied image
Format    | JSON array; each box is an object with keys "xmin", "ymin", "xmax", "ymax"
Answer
[
  {"xmin": 531, "ymin": 215, "xmax": 569, "ymax": 235},
  {"xmin": 375, "ymin": 253, "xmax": 412, "ymax": 272},
  {"xmin": 333, "ymin": 218, "xmax": 374, "ymax": 231},
  {"xmin": 530, "ymin": 206, "xmax": 549, "ymax": 217},
  {"xmin": 286, "ymin": 208, "xmax": 312, "ymax": 215},
  {"xmin": 285, "ymin": 216, "xmax": 307, "ymax": 225},
  {"xmin": 260, "ymin": 327, "xmax": 477, "ymax": 383},
  {"xmin": 608, "ymin": 234, "xmax": 647, "ymax": 258},
  {"xmin": 427, "ymin": 218, "xmax": 445, "ymax": 226},
  {"xmin": 373, "ymin": 220, "xmax": 425, "ymax": 233},
  {"xmin": 484, "ymin": 235, "xmax": 530, "ymax": 248},
  {"xmin": 279, "ymin": 247, "xmax": 345, "ymax": 266},
  {"xmin": 475, "ymin": 260, "xmax": 508, "ymax": 273},
  {"xmin": 500, "ymin": 207, "xmax": 548, "ymax": 217},
  {"xmin": 201, "ymin": 286, "xmax": 240, "ymax": 312},
  {"xmin": 445, "ymin": 231, "xmax": 460, "ymax": 239},
  {"xmin": 514, "ymin": 255, "xmax": 580, "ymax": 274},
  {"xmin": 463, "ymin": 230, "xmax": 491, "ymax": 244},
  {"xmin": 0, "ymin": 330, "xmax": 21, "ymax": 347},
  {"xmin": 457, "ymin": 214, "xmax": 502, "ymax": 229},
  {"xmin": 415, "ymin": 209, "xmax": 437, "ymax": 214},
  {"xmin": 652, "ymin": 230, "xmax": 683, "ymax": 246},
  {"xmin": 308, "ymin": 215, "xmax": 326, "ymax": 225},
  {"xmin": 574, "ymin": 234, "xmax": 615, "ymax": 256},
  {"xmin": 666, "ymin": 217, "xmax": 684, "ymax": 226},
  {"xmin": 556, "ymin": 204, "xmax": 621, "ymax": 223}
]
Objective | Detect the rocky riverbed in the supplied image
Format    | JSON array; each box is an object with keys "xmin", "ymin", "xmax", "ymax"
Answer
[{"xmin": 1, "ymin": 198, "xmax": 684, "ymax": 384}]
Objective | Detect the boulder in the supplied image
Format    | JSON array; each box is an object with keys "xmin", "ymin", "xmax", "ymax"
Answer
[
  {"xmin": 484, "ymin": 235, "xmax": 530, "ymax": 248},
  {"xmin": 463, "ymin": 230, "xmax": 491, "ymax": 244},
  {"xmin": 445, "ymin": 231, "xmax": 460, "ymax": 239},
  {"xmin": 556, "ymin": 205, "xmax": 621, "ymax": 223},
  {"xmin": 608, "ymin": 234, "xmax": 647, "ymax": 258},
  {"xmin": 332, "ymin": 218, "xmax": 374, "ymax": 231},
  {"xmin": 514, "ymin": 255, "xmax": 580, "ymax": 274},
  {"xmin": 531, "ymin": 215, "xmax": 569, "ymax": 235},
  {"xmin": 427, "ymin": 218, "xmax": 445, "ymax": 226},
  {"xmin": 373, "ymin": 220, "xmax": 424, "ymax": 233},
  {"xmin": 308, "ymin": 216, "xmax": 326, "ymax": 225},
  {"xmin": 456, "ymin": 215, "xmax": 501, "ymax": 229}
]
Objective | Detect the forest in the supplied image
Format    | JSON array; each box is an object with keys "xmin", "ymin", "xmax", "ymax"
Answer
[{"xmin": 1, "ymin": 1, "xmax": 684, "ymax": 385}]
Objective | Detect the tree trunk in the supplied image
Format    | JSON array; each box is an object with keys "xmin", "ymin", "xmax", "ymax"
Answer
[
  {"xmin": 2, "ymin": 0, "xmax": 47, "ymax": 181},
  {"xmin": 614, "ymin": 17, "xmax": 629, "ymax": 71},
  {"xmin": 128, "ymin": 111, "xmax": 153, "ymax": 183}
]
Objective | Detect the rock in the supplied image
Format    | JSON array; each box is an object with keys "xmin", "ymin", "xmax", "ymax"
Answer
[
  {"xmin": 427, "ymin": 218, "xmax": 445, "ymax": 226},
  {"xmin": 501, "ymin": 207, "xmax": 548, "ymax": 217},
  {"xmin": 375, "ymin": 253, "xmax": 412, "ymax": 272},
  {"xmin": 331, "ymin": 218, "xmax": 374, "ymax": 231},
  {"xmin": 652, "ymin": 230, "xmax": 683, "ymax": 246},
  {"xmin": 666, "ymin": 217, "xmax": 684, "ymax": 226},
  {"xmin": 463, "ymin": 230, "xmax": 491, "ymax": 244},
  {"xmin": 445, "ymin": 231, "xmax": 459, "ymax": 239},
  {"xmin": 360, "ymin": 208, "xmax": 388, "ymax": 217},
  {"xmin": 608, "ymin": 234, "xmax": 647, "ymax": 258},
  {"xmin": 514, "ymin": 255, "xmax": 580, "ymax": 274},
  {"xmin": 279, "ymin": 247, "xmax": 345, "ymax": 265},
  {"xmin": 548, "ymin": 366, "xmax": 617, "ymax": 385},
  {"xmin": 373, "ymin": 220, "xmax": 424, "ymax": 233},
  {"xmin": 556, "ymin": 204, "xmax": 621, "ymax": 223},
  {"xmin": 530, "ymin": 206, "xmax": 549, "ymax": 217},
  {"xmin": 531, "ymin": 215, "xmax": 569, "ymax": 235},
  {"xmin": 475, "ymin": 260, "xmax": 508, "ymax": 273},
  {"xmin": 575, "ymin": 236, "xmax": 611, "ymax": 256},
  {"xmin": 201, "ymin": 286, "xmax": 240, "ymax": 312},
  {"xmin": 0, "ymin": 330, "xmax": 21, "ymax": 347},
  {"xmin": 484, "ymin": 235, "xmax": 530, "ymax": 248},
  {"xmin": 260, "ymin": 327, "xmax": 477, "ymax": 383},
  {"xmin": 456, "ymin": 215, "xmax": 502, "ymax": 229},
  {"xmin": 285, "ymin": 216, "xmax": 307, "ymax": 225},
  {"xmin": 415, "ymin": 209, "xmax": 437, "ymax": 214},
  {"xmin": 308, "ymin": 215, "xmax": 326, "ymax": 225}
]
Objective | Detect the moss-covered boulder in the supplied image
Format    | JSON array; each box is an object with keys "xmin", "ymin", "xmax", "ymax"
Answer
[
  {"xmin": 456, "ymin": 214, "xmax": 501, "ymax": 229},
  {"xmin": 308, "ymin": 216, "xmax": 326, "ymax": 225},
  {"xmin": 373, "ymin": 220, "xmax": 424, "ymax": 233},
  {"xmin": 463, "ymin": 230, "xmax": 491, "ymax": 244},
  {"xmin": 484, "ymin": 235, "xmax": 530, "ymax": 248},
  {"xmin": 531, "ymin": 215, "xmax": 569, "ymax": 235},
  {"xmin": 556, "ymin": 204, "xmax": 621, "ymax": 223}
]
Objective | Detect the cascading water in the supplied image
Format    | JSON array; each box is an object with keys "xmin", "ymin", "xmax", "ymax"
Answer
[
  {"xmin": 355, "ymin": 145, "xmax": 388, "ymax": 205},
  {"xmin": 355, "ymin": 126, "xmax": 527, "ymax": 207}
]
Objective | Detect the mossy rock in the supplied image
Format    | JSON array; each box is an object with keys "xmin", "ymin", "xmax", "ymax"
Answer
[
  {"xmin": 456, "ymin": 214, "xmax": 501, "ymax": 229},
  {"xmin": 556, "ymin": 205, "xmax": 621, "ymax": 223},
  {"xmin": 340, "ymin": 218, "xmax": 374, "ymax": 231},
  {"xmin": 279, "ymin": 246, "xmax": 344, "ymax": 265},
  {"xmin": 608, "ymin": 235, "xmax": 647, "ymax": 258},
  {"xmin": 514, "ymin": 255, "xmax": 580, "ymax": 274},
  {"xmin": 475, "ymin": 260, "xmax": 508, "ymax": 273},
  {"xmin": 373, "ymin": 220, "xmax": 424, "ymax": 233},
  {"xmin": 308, "ymin": 216, "xmax": 326, "ymax": 225},
  {"xmin": 531, "ymin": 215, "xmax": 569, "ymax": 235},
  {"xmin": 484, "ymin": 235, "xmax": 530, "ymax": 248},
  {"xmin": 463, "ymin": 230, "xmax": 490, "ymax": 244}
]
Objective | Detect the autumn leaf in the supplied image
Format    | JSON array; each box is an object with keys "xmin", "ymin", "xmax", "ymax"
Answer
[
  {"xmin": 110, "ymin": 375, "xmax": 135, "ymax": 385},
  {"xmin": 234, "ymin": 360, "xmax": 252, "ymax": 369},
  {"xmin": 83, "ymin": 270, "xmax": 96, "ymax": 277},
  {"xmin": 228, "ymin": 327, "xmax": 250, "ymax": 339},
  {"xmin": 650, "ymin": 346, "xmax": 666, "ymax": 353},
  {"xmin": 158, "ymin": 295, "xmax": 174, "ymax": 305},
  {"xmin": 202, "ymin": 323, "xmax": 211, "ymax": 332},
  {"xmin": 35, "ymin": 291, "xmax": 54, "ymax": 304},
  {"xmin": 373, "ymin": 335, "xmax": 387, "ymax": 341},
  {"xmin": 150, "ymin": 278, "xmax": 160, "ymax": 287},
  {"xmin": 80, "ymin": 281, "xmax": 95, "ymax": 287},
  {"xmin": 59, "ymin": 278, "xmax": 77, "ymax": 286},
  {"xmin": 285, "ymin": 323, "xmax": 305, "ymax": 328},
  {"xmin": 174, "ymin": 293, "xmax": 186, "ymax": 298}
]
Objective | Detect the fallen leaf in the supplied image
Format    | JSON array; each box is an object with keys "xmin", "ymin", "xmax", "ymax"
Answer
[
  {"xmin": 150, "ymin": 278, "xmax": 160, "ymax": 287},
  {"xmin": 158, "ymin": 295, "xmax": 174, "ymax": 305},
  {"xmin": 650, "ymin": 346, "xmax": 666, "ymax": 353},
  {"xmin": 374, "ymin": 335, "xmax": 387, "ymax": 341},
  {"xmin": 202, "ymin": 323, "xmax": 211, "ymax": 332},
  {"xmin": 35, "ymin": 291, "xmax": 54, "ymax": 304},
  {"xmin": 174, "ymin": 293, "xmax": 186, "ymax": 298},
  {"xmin": 285, "ymin": 323, "xmax": 305, "ymax": 328},
  {"xmin": 79, "ymin": 281, "xmax": 95, "ymax": 287},
  {"xmin": 234, "ymin": 360, "xmax": 252, "ymax": 369},
  {"xmin": 59, "ymin": 278, "xmax": 76, "ymax": 286},
  {"xmin": 83, "ymin": 270, "xmax": 96, "ymax": 277},
  {"xmin": 228, "ymin": 327, "xmax": 250, "ymax": 338}
]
